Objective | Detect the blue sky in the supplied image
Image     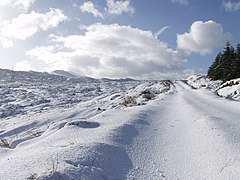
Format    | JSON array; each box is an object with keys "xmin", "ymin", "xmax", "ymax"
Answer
[{"xmin": 0, "ymin": 0, "xmax": 239, "ymax": 79}]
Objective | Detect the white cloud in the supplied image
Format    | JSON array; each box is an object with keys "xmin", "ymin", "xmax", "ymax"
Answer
[
  {"xmin": 80, "ymin": 1, "xmax": 103, "ymax": 18},
  {"xmin": 26, "ymin": 23, "xmax": 186, "ymax": 79},
  {"xmin": 13, "ymin": 0, "xmax": 35, "ymax": 11},
  {"xmin": 223, "ymin": 1, "xmax": 240, "ymax": 12},
  {"xmin": 0, "ymin": 37, "xmax": 13, "ymax": 48},
  {"xmin": 79, "ymin": 0, "xmax": 134, "ymax": 18},
  {"xmin": 106, "ymin": 0, "xmax": 134, "ymax": 15},
  {"xmin": 177, "ymin": 20, "xmax": 232, "ymax": 55},
  {"xmin": 0, "ymin": 8, "xmax": 67, "ymax": 45},
  {"xmin": 14, "ymin": 60, "xmax": 35, "ymax": 71},
  {"xmin": 171, "ymin": 0, "xmax": 189, "ymax": 5},
  {"xmin": 0, "ymin": 0, "xmax": 13, "ymax": 6},
  {"xmin": 0, "ymin": 0, "xmax": 35, "ymax": 11}
]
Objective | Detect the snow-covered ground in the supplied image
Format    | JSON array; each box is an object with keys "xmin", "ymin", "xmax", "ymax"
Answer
[
  {"xmin": 0, "ymin": 69, "xmax": 142, "ymax": 118},
  {"xmin": 186, "ymin": 74, "xmax": 240, "ymax": 101},
  {"xmin": 1, "ymin": 70, "xmax": 240, "ymax": 179},
  {"xmin": 0, "ymin": 69, "xmax": 172, "ymax": 179}
]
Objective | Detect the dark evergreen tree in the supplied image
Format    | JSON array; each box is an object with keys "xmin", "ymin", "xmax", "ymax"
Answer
[
  {"xmin": 235, "ymin": 43, "xmax": 240, "ymax": 77},
  {"xmin": 208, "ymin": 41, "xmax": 239, "ymax": 81},
  {"xmin": 207, "ymin": 52, "xmax": 222, "ymax": 80},
  {"xmin": 220, "ymin": 41, "xmax": 235, "ymax": 81}
]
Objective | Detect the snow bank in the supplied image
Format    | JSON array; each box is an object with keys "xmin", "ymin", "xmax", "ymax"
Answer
[
  {"xmin": 186, "ymin": 74, "xmax": 222, "ymax": 90},
  {"xmin": 117, "ymin": 80, "xmax": 173, "ymax": 107},
  {"xmin": 186, "ymin": 74, "xmax": 240, "ymax": 101},
  {"xmin": 217, "ymin": 78, "xmax": 240, "ymax": 100}
]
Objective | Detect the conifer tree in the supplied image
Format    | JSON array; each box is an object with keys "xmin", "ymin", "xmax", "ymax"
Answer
[
  {"xmin": 208, "ymin": 41, "xmax": 240, "ymax": 81},
  {"xmin": 207, "ymin": 52, "xmax": 222, "ymax": 80},
  {"xmin": 220, "ymin": 41, "xmax": 235, "ymax": 81},
  {"xmin": 235, "ymin": 43, "xmax": 240, "ymax": 77}
]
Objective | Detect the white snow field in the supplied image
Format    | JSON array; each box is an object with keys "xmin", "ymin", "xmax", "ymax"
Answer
[{"xmin": 1, "ymin": 69, "xmax": 240, "ymax": 179}]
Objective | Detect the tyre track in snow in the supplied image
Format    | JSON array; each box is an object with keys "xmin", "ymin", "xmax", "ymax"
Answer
[{"xmin": 126, "ymin": 81, "xmax": 240, "ymax": 180}]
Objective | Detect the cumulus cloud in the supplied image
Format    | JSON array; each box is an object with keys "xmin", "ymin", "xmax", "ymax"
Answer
[
  {"xmin": 80, "ymin": 1, "xmax": 103, "ymax": 18},
  {"xmin": 106, "ymin": 0, "xmax": 134, "ymax": 15},
  {"xmin": 0, "ymin": 0, "xmax": 35, "ymax": 11},
  {"xmin": 26, "ymin": 23, "xmax": 186, "ymax": 79},
  {"xmin": 171, "ymin": 0, "xmax": 189, "ymax": 5},
  {"xmin": 177, "ymin": 20, "xmax": 232, "ymax": 55},
  {"xmin": 0, "ymin": 8, "xmax": 67, "ymax": 46},
  {"xmin": 223, "ymin": 1, "xmax": 240, "ymax": 12}
]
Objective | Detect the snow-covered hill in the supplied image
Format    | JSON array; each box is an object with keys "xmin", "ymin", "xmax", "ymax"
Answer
[
  {"xmin": 51, "ymin": 70, "xmax": 81, "ymax": 78},
  {"xmin": 0, "ymin": 69, "xmax": 147, "ymax": 118},
  {"xmin": 1, "ymin": 70, "xmax": 240, "ymax": 179}
]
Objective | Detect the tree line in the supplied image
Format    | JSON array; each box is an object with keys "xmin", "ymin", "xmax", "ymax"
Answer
[{"xmin": 208, "ymin": 42, "xmax": 240, "ymax": 82}]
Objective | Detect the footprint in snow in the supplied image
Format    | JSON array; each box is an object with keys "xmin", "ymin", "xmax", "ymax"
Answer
[{"xmin": 65, "ymin": 120, "xmax": 100, "ymax": 129}]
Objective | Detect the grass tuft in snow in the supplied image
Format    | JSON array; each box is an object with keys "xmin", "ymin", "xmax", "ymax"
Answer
[
  {"xmin": 26, "ymin": 173, "xmax": 38, "ymax": 180},
  {"xmin": 50, "ymin": 155, "xmax": 60, "ymax": 175},
  {"xmin": 120, "ymin": 96, "xmax": 138, "ymax": 107},
  {"xmin": 0, "ymin": 137, "xmax": 11, "ymax": 148},
  {"xmin": 28, "ymin": 129, "xmax": 44, "ymax": 137},
  {"xmin": 219, "ymin": 80, "xmax": 239, "ymax": 89}
]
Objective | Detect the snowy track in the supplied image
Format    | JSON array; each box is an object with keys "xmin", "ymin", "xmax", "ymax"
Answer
[{"xmin": 126, "ymin": 81, "xmax": 240, "ymax": 179}]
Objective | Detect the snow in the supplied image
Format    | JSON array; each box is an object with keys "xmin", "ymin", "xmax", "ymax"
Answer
[
  {"xmin": 186, "ymin": 74, "xmax": 222, "ymax": 90},
  {"xmin": 0, "ymin": 69, "xmax": 142, "ymax": 118},
  {"xmin": 1, "ymin": 69, "xmax": 240, "ymax": 179},
  {"xmin": 217, "ymin": 78, "xmax": 240, "ymax": 101},
  {"xmin": 186, "ymin": 74, "xmax": 240, "ymax": 101},
  {"xmin": 51, "ymin": 70, "xmax": 81, "ymax": 78}
]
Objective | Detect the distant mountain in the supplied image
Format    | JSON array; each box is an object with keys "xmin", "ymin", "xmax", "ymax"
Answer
[
  {"xmin": 0, "ymin": 68, "xmax": 66, "ymax": 84},
  {"xmin": 0, "ymin": 68, "xmax": 100, "ymax": 84},
  {"xmin": 51, "ymin": 70, "xmax": 101, "ymax": 83},
  {"xmin": 0, "ymin": 68, "xmax": 138, "ymax": 84},
  {"xmin": 101, "ymin": 77, "xmax": 138, "ymax": 82},
  {"xmin": 51, "ymin": 70, "xmax": 80, "ymax": 78}
]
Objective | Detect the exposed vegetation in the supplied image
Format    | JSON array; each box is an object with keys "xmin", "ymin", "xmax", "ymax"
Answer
[
  {"xmin": 0, "ymin": 138, "xmax": 11, "ymax": 148},
  {"xmin": 120, "ymin": 96, "xmax": 137, "ymax": 107},
  {"xmin": 208, "ymin": 42, "xmax": 240, "ymax": 82}
]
